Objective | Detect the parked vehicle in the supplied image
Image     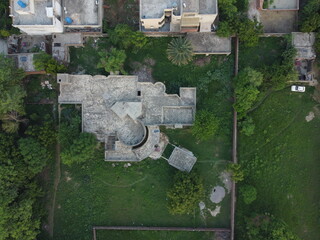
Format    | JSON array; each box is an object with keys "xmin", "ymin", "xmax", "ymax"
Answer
[{"xmin": 291, "ymin": 85, "xmax": 305, "ymax": 92}]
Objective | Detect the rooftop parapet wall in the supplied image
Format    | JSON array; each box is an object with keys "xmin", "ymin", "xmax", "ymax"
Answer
[{"xmin": 258, "ymin": 0, "xmax": 299, "ymax": 10}]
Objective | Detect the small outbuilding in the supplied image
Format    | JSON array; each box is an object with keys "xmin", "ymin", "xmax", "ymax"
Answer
[{"xmin": 167, "ymin": 146, "xmax": 197, "ymax": 172}]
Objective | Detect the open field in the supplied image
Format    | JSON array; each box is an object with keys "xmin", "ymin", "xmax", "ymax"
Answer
[
  {"xmin": 53, "ymin": 37, "xmax": 234, "ymax": 240},
  {"xmin": 236, "ymin": 89, "xmax": 320, "ymax": 240}
]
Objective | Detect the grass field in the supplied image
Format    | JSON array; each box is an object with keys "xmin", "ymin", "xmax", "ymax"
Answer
[
  {"xmin": 53, "ymin": 37, "xmax": 234, "ymax": 240},
  {"xmin": 237, "ymin": 88, "xmax": 320, "ymax": 240}
]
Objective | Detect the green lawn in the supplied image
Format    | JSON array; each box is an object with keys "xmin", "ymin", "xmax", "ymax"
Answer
[
  {"xmin": 53, "ymin": 37, "xmax": 234, "ymax": 240},
  {"xmin": 96, "ymin": 230, "xmax": 215, "ymax": 240},
  {"xmin": 236, "ymin": 88, "xmax": 320, "ymax": 240}
]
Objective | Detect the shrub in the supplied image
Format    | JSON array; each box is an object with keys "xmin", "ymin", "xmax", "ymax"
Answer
[
  {"xmin": 167, "ymin": 37, "xmax": 193, "ymax": 66},
  {"xmin": 34, "ymin": 52, "xmax": 66, "ymax": 74},
  {"xmin": 167, "ymin": 171, "xmax": 204, "ymax": 215},
  {"xmin": 97, "ymin": 48, "xmax": 127, "ymax": 74},
  {"xmin": 227, "ymin": 163, "xmax": 244, "ymax": 182},
  {"xmin": 240, "ymin": 117, "xmax": 255, "ymax": 136},
  {"xmin": 240, "ymin": 185, "xmax": 257, "ymax": 204},
  {"xmin": 192, "ymin": 110, "xmax": 220, "ymax": 141}
]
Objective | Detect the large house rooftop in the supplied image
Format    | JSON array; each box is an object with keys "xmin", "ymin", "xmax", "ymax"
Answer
[{"xmin": 58, "ymin": 74, "xmax": 196, "ymax": 162}]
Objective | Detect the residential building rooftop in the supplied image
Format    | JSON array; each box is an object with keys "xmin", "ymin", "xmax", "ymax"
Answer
[{"xmin": 57, "ymin": 74, "xmax": 196, "ymax": 163}]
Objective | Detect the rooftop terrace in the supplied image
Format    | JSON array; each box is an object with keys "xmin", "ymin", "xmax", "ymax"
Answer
[
  {"xmin": 12, "ymin": 0, "xmax": 53, "ymax": 25},
  {"xmin": 63, "ymin": 0, "xmax": 99, "ymax": 25},
  {"xmin": 140, "ymin": 0, "xmax": 216, "ymax": 19}
]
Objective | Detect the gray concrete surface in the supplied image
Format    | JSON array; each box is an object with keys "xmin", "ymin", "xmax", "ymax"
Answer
[
  {"xmin": 187, "ymin": 32, "xmax": 231, "ymax": 54},
  {"xmin": 64, "ymin": 0, "xmax": 99, "ymax": 25},
  {"xmin": 12, "ymin": 0, "xmax": 53, "ymax": 25},
  {"xmin": 292, "ymin": 32, "xmax": 316, "ymax": 59},
  {"xmin": 259, "ymin": 10, "xmax": 297, "ymax": 33}
]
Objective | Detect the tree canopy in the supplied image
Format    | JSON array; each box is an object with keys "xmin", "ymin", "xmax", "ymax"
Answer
[
  {"xmin": 233, "ymin": 67, "xmax": 263, "ymax": 118},
  {"xmin": 167, "ymin": 171, "xmax": 204, "ymax": 215},
  {"xmin": 108, "ymin": 24, "xmax": 148, "ymax": 53},
  {"xmin": 33, "ymin": 52, "xmax": 66, "ymax": 74},
  {"xmin": 97, "ymin": 48, "xmax": 127, "ymax": 74},
  {"xmin": 192, "ymin": 110, "xmax": 220, "ymax": 141},
  {"xmin": 167, "ymin": 37, "xmax": 194, "ymax": 66},
  {"xmin": 61, "ymin": 132, "xmax": 98, "ymax": 166},
  {"xmin": 299, "ymin": 0, "xmax": 320, "ymax": 32}
]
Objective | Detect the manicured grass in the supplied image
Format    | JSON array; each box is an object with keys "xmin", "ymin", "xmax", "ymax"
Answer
[
  {"xmin": 236, "ymin": 88, "xmax": 320, "ymax": 240},
  {"xmin": 54, "ymin": 37, "xmax": 234, "ymax": 240},
  {"xmin": 96, "ymin": 230, "xmax": 215, "ymax": 240},
  {"xmin": 53, "ymin": 130, "xmax": 231, "ymax": 240}
]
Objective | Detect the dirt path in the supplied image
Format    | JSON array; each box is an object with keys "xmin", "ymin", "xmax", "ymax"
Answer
[
  {"xmin": 47, "ymin": 105, "xmax": 62, "ymax": 237},
  {"xmin": 96, "ymin": 176, "xmax": 148, "ymax": 188}
]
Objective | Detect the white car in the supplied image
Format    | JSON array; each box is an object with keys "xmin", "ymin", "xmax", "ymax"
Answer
[{"xmin": 291, "ymin": 85, "xmax": 305, "ymax": 92}]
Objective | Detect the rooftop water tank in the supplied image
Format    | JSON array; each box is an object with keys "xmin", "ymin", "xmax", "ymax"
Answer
[
  {"xmin": 65, "ymin": 17, "xmax": 73, "ymax": 24},
  {"xmin": 17, "ymin": 0, "xmax": 27, "ymax": 8}
]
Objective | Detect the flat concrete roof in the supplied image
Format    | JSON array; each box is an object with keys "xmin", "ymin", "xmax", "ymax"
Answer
[
  {"xmin": 265, "ymin": 0, "xmax": 298, "ymax": 10},
  {"xmin": 58, "ymin": 74, "xmax": 196, "ymax": 161},
  {"xmin": 64, "ymin": 0, "xmax": 99, "ymax": 25},
  {"xmin": 12, "ymin": 0, "xmax": 53, "ymax": 25},
  {"xmin": 140, "ymin": 0, "xmax": 216, "ymax": 19},
  {"xmin": 292, "ymin": 32, "xmax": 316, "ymax": 59},
  {"xmin": 186, "ymin": 33, "xmax": 232, "ymax": 54}
]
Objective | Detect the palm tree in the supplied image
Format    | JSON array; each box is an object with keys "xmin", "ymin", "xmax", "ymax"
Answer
[{"xmin": 167, "ymin": 37, "xmax": 193, "ymax": 66}]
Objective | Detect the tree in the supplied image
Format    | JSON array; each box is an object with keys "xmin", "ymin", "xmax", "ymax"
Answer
[
  {"xmin": 299, "ymin": 0, "xmax": 320, "ymax": 32},
  {"xmin": 227, "ymin": 163, "xmax": 244, "ymax": 182},
  {"xmin": 233, "ymin": 67, "xmax": 263, "ymax": 118},
  {"xmin": 18, "ymin": 137, "xmax": 48, "ymax": 176},
  {"xmin": 97, "ymin": 48, "xmax": 127, "ymax": 74},
  {"xmin": 108, "ymin": 24, "xmax": 148, "ymax": 53},
  {"xmin": 58, "ymin": 115, "xmax": 81, "ymax": 149},
  {"xmin": 0, "ymin": 111, "xmax": 28, "ymax": 133},
  {"xmin": 167, "ymin": 171, "xmax": 204, "ymax": 215},
  {"xmin": 33, "ymin": 52, "xmax": 66, "ymax": 74},
  {"xmin": 240, "ymin": 185, "xmax": 257, "ymax": 204},
  {"xmin": 192, "ymin": 110, "xmax": 220, "ymax": 141},
  {"xmin": 245, "ymin": 214, "xmax": 301, "ymax": 240},
  {"xmin": 167, "ymin": 37, "xmax": 193, "ymax": 66},
  {"xmin": 61, "ymin": 132, "xmax": 98, "ymax": 166}
]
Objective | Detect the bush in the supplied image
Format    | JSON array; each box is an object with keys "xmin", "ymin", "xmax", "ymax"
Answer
[
  {"xmin": 240, "ymin": 185, "xmax": 257, "ymax": 204},
  {"xmin": 239, "ymin": 117, "xmax": 255, "ymax": 136},
  {"xmin": 167, "ymin": 37, "xmax": 193, "ymax": 66},
  {"xmin": 299, "ymin": 0, "xmax": 320, "ymax": 32},
  {"xmin": 245, "ymin": 214, "xmax": 301, "ymax": 240},
  {"xmin": 61, "ymin": 132, "xmax": 98, "ymax": 166},
  {"xmin": 227, "ymin": 163, "xmax": 244, "ymax": 182},
  {"xmin": 97, "ymin": 48, "xmax": 127, "ymax": 74},
  {"xmin": 109, "ymin": 24, "xmax": 148, "ymax": 53},
  {"xmin": 192, "ymin": 110, "xmax": 220, "ymax": 141},
  {"xmin": 33, "ymin": 52, "xmax": 66, "ymax": 74},
  {"xmin": 167, "ymin": 171, "xmax": 204, "ymax": 215}
]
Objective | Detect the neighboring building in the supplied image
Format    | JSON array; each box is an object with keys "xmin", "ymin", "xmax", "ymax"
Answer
[
  {"xmin": 186, "ymin": 32, "xmax": 231, "ymax": 55},
  {"xmin": 292, "ymin": 32, "xmax": 317, "ymax": 82},
  {"xmin": 140, "ymin": 0, "xmax": 217, "ymax": 32},
  {"xmin": 10, "ymin": 0, "xmax": 64, "ymax": 35},
  {"xmin": 57, "ymin": 74, "xmax": 197, "ymax": 169},
  {"xmin": 10, "ymin": 0, "xmax": 102, "ymax": 35},
  {"xmin": 258, "ymin": 0, "xmax": 299, "ymax": 10}
]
